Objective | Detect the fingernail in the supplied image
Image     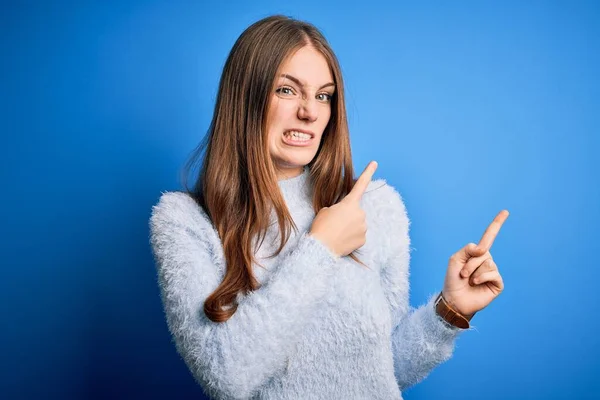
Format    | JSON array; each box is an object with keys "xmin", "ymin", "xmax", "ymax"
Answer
[{"xmin": 460, "ymin": 269, "xmax": 467, "ymax": 278}]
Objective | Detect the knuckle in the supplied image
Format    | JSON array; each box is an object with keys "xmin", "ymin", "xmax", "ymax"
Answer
[{"xmin": 466, "ymin": 243, "xmax": 477, "ymax": 252}]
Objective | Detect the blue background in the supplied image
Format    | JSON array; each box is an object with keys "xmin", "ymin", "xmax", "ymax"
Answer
[{"xmin": 2, "ymin": 1, "xmax": 598, "ymax": 399}]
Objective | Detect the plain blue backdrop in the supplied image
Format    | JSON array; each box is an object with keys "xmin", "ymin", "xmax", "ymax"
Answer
[{"xmin": 2, "ymin": 1, "xmax": 598, "ymax": 399}]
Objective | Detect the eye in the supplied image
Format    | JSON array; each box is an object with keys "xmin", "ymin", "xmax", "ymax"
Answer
[
  {"xmin": 275, "ymin": 86, "xmax": 296, "ymax": 96},
  {"xmin": 317, "ymin": 93, "xmax": 332, "ymax": 103}
]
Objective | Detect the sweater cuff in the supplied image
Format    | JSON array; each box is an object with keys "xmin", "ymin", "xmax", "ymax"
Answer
[
  {"xmin": 423, "ymin": 292, "xmax": 469, "ymax": 339},
  {"xmin": 304, "ymin": 232, "xmax": 340, "ymax": 263}
]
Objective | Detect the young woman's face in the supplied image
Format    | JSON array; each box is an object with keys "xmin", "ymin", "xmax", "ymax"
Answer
[{"xmin": 266, "ymin": 45, "xmax": 335, "ymax": 180}]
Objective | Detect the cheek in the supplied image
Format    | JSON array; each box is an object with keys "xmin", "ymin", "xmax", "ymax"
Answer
[
  {"xmin": 321, "ymin": 106, "xmax": 332, "ymax": 128},
  {"xmin": 271, "ymin": 99, "xmax": 297, "ymax": 120},
  {"xmin": 268, "ymin": 102, "xmax": 295, "ymax": 134},
  {"xmin": 266, "ymin": 101, "xmax": 280, "ymax": 140}
]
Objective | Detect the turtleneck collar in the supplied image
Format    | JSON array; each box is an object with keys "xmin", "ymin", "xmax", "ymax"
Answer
[
  {"xmin": 277, "ymin": 166, "xmax": 309, "ymax": 186},
  {"xmin": 276, "ymin": 166, "xmax": 312, "ymax": 204}
]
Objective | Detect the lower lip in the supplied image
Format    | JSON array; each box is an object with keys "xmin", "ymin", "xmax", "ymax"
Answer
[{"xmin": 282, "ymin": 133, "xmax": 314, "ymax": 147}]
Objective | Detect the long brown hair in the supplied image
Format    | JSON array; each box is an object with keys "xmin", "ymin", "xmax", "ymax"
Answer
[{"xmin": 183, "ymin": 15, "xmax": 364, "ymax": 323}]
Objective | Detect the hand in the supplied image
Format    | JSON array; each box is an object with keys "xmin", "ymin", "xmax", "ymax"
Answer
[
  {"xmin": 309, "ymin": 161, "xmax": 377, "ymax": 257},
  {"xmin": 441, "ymin": 210, "xmax": 509, "ymax": 317}
]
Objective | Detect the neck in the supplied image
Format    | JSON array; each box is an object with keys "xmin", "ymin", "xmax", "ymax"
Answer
[
  {"xmin": 276, "ymin": 166, "xmax": 306, "ymax": 181},
  {"xmin": 277, "ymin": 165, "xmax": 310, "ymax": 192}
]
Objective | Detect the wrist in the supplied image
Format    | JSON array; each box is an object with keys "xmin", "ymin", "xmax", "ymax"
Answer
[
  {"xmin": 434, "ymin": 292, "xmax": 474, "ymax": 329},
  {"xmin": 441, "ymin": 291, "xmax": 475, "ymax": 320}
]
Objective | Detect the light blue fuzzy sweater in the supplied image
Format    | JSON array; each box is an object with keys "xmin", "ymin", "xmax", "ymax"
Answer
[{"xmin": 149, "ymin": 166, "xmax": 466, "ymax": 400}]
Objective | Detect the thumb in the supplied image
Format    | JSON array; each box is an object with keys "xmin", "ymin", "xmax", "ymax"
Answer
[
  {"xmin": 465, "ymin": 243, "xmax": 486, "ymax": 259},
  {"xmin": 462, "ymin": 242, "xmax": 485, "ymax": 261}
]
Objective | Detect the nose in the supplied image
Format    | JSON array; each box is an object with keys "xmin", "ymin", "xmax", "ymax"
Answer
[{"xmin": 297, "ymin": 96, "xmax": 318, "ymax": 122}]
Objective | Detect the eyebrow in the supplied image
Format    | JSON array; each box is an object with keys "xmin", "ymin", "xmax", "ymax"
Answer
[{"xmin": 280, "ymin": 74, "xmax": 335, "ymax": 90}]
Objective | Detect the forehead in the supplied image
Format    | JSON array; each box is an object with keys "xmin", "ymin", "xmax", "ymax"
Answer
[{"xmin": 278, "ymin": 46, "xmax": 333, "ymax": 84}]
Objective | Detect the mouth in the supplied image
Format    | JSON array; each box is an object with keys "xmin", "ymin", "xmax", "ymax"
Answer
[{"xmin": 282, "ymin": 129, "xmax": 315, "ymax": 147}]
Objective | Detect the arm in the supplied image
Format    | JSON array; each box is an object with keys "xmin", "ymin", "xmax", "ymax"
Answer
[
  {"xmin": 149, "ymin": 192, "xmax": 339, "ymax": 400},
  {"xmin": 374, "ymin": 183, "xmax": 465, "ymax": 391}
]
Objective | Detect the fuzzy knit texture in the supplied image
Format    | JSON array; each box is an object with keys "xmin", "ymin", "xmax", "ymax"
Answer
[{"xmin": 149, "ymin": 166, "xmax": 468, "ymax": 400}]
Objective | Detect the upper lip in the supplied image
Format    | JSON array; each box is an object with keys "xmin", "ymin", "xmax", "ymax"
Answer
[{"xmin": 285, "ymin": 128, "xmax": 315, "ymax": 138}]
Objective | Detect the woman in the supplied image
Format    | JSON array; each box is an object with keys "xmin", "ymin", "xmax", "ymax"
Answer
[{"xmin": 149, "ymin": 15, "xmax": 509, "ymax": 400}]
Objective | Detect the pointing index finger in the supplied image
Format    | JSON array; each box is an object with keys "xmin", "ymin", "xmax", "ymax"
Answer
[
  {"xmin": 477, "ymin": 210, "xmax": 509, "ymax": 252},
  {"xmin": 345, "ymin": 161, "xmax": 378, "ymax": 202}
]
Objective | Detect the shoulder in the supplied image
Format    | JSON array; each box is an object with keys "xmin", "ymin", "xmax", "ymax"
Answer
[
  {"xmin": 361, "ymin": 178, "xmax": 410, "ymax": 226},
  {"xmin": 149, "ymin": 191, "xmax": 225, "ymax": 264},
  {"xmin": 360, "ymin": 178, "xmax": 411, "ymax": 264},
  {"xmin": 149, "ymin": 191, "xmax": 219, "ymax": 245},
  {"xmin": 150, "ymin": 191, "xmax": 209, "ymax": 228}
]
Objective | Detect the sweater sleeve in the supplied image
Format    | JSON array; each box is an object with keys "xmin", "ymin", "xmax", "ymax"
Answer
[
  {"xmin": 149, "ymin": 192, "xmax": 339, "ymax": 400},
  {"xmin": 373, "ymin": 183, "xmax": 467, "ymax": 391}
]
